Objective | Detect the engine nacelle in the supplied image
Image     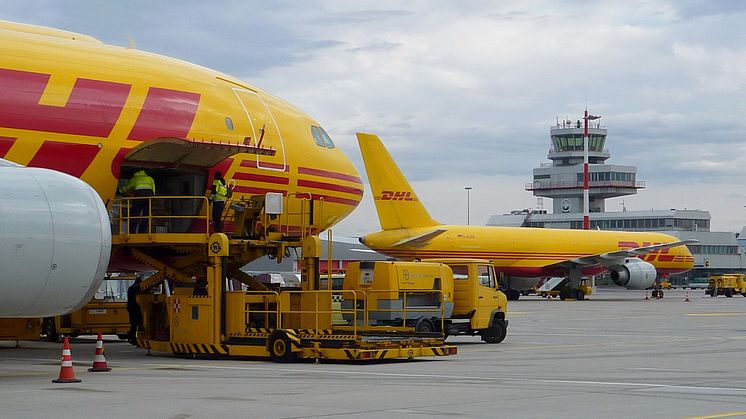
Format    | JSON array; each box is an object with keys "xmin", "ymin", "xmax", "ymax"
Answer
[
  {"xmin": 0, "ymin": 160, "xmax": 111, "ymax": 317},
  {"xmin": 609, "ymin": 258, "xmax": 657, "ymax": 290}
]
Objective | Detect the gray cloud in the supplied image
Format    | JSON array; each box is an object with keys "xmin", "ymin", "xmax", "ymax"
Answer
[{"xmin": 2, "ymin": 0, "xmax": 744, "ymax": 233}]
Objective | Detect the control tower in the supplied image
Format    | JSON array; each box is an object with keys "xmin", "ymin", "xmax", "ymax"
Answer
[{"xmin": 525, "ymin": 117, "xmax": 644, "ymax": 215}]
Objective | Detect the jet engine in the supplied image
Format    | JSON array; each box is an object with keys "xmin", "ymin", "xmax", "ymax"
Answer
[
  {"xmin": 609, "ymin": 258, "xmax": 657, "ymax": 290},
  {"xmin": 0, "ymin": 160, "xmax": 111, "ymax": 317}
]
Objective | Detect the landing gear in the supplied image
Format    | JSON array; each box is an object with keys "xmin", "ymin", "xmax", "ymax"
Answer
[{"xmin": 575, "ymin": 289, "xmax": 585, "ymax": 301}]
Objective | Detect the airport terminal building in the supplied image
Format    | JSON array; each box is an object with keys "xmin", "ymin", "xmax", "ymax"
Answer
[{"xmin": 488, "ymin": 117, "xmax": 743, "ymax": 286}]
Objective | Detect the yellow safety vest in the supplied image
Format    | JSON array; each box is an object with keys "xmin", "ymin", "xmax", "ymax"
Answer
[
  {"xmin": 213, "ymin": 179, "xmax": 227, "ymax": 202},
  {"xmin": 122, "ymin": 170, "xmax": 155, "ymax": 193}
]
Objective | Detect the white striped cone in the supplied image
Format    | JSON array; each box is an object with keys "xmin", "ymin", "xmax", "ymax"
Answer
[
  {"xmin": 88, "ymin": 333, "xmax": 111, "ymax": 372},
  {"xmin": 53, "ymin": 337, "xmax": 81, "ymax": 383}
]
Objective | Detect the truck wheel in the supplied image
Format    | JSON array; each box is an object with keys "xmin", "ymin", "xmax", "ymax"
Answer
[
  {"xmin": 268, "ymin": 332, "xmax": 296, "ymax": 363},
  {"xmin": 481, "ymin": 320, "xmax": 507, "ymax": 344},
  {"xmin": 725, "ymin": 289, "xmax": 733, "ymax": 297},
  {"xmin": 506, "ymin": 289, "xmax": 521, "ymax": 301},
  {"xmin": 117, "ymin": 334, "xmax": 129, "ymax": 340},
  {"xmin": 42, "ymin": 318, "xmax": 59, "ymax": 342},
  {"xmin": 415, "ymin": 318, "xmax": 436, "ymax": 333},
  {"xmin": 575, "ymin": 289, "xmax": 585, "ymax": 301}
]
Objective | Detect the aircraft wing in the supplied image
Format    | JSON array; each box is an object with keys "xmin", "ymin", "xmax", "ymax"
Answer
[
  {"xmin": 552, "ymin": 239, "xmax": 698, "ymax": 269},
  {"xmin": 392, "ymin": 228, "xmax": 448, "ymax": 247}
]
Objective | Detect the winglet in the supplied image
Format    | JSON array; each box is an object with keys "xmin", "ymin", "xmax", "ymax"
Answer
[{"xmin": 357, "ymin": 132, "xmax": 440, "ymax": 230}]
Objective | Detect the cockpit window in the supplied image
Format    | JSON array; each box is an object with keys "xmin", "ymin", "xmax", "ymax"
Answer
[
  {"xmin": 318, "ymin": 126, "xmax": 335, "ymax": 149},
  {"xmin": 311, "ymin": 125, "xmax": 336, "ymax": 149},
  {"xmin": 311, "ymin": 126, "xmax": 325, "ymax": 146}
]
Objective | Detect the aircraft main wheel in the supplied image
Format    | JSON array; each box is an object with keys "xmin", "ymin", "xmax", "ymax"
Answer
[
  {"xmin": 268, "ymin": 333, "xmax": 296, "ymax": 363},
  {"xmin": 506, "ymin": 289, "xmax": 521, "ymax": 301},
  {"xmin": 481, "ymin": 320, "xmax": 507, "ymax": 344},
  {"xmin": 415, "ymin": 318, "xmax": 436, "ymax": 333}
]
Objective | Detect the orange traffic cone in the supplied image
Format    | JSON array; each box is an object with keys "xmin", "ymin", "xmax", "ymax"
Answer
[
  {"xmin": 88, "ymin": 332, "xmax": 111, "ymax": 372},
  {"xmin": 685, "ymin": 292, "xmax": 690, "ymax": 303},
  {"xmin": 52, "ymin": 337, "xmax": 81, "ymax": 383}
]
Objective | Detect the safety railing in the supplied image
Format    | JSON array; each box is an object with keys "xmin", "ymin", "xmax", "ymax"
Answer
[
  {"xmin": 222, "ymin": 193, "xmax": 324, "ymax": 239},
  {"xmin": 234, "ymin": 288, "xmax": 446, "ymax": 337},
  {"xmin": 111, "ymin": 196, "xmax": 210, "ymax": 236},
  {"xmin": 347, "ymin": 289, "xmax": 447, "ymax": 332}
]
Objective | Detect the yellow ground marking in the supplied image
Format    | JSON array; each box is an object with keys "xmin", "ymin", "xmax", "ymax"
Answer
[{"xmin": 682, "ymin": 412, "xmax": 746, "ymax": 419}]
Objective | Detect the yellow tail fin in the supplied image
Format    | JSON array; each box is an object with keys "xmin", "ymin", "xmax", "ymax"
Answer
[{"xmin": 357, "ymin": 132, "xmax": 440, "ymax": 230}]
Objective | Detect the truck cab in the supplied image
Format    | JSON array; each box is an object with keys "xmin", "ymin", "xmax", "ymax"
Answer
[
  {"xmin": 427, "ymin": 259, "xmax": 508, "ymax": 343},
  {"xmin": 342, "ymin": 259, "xmax": 508, "ymax": 343}
]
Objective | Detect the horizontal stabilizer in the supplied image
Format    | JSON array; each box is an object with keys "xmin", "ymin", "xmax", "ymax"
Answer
[{"xmin": 392, "ymin": 229, "xmax": 447, "ymax": 247}]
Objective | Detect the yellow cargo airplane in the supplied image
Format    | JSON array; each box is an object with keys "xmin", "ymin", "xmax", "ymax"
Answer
[
  {"xmin": 356, "ymin": 132, "xmax": 695, "ymax": 300},
  {"xmin": 0, "ymin": 21, "xmax": 362, "ymax": 316}
]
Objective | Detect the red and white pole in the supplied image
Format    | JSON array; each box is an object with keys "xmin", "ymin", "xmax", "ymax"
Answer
[{"xmin": 583, "ymin": 109, "xmax": 590, "ymax": 230}]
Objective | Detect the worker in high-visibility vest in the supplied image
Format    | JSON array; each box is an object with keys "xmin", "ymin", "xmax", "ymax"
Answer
[
  {"xmin": 120, "ymin": 170, "xmax": 156, "ymax": 233},
  {"xmin": 210, "ymin": 171, "xmax": 228, "ymax": 232}
]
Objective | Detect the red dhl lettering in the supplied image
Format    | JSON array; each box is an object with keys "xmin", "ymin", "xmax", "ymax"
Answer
[
  {"xmin": 0, "ymin": 68, "xmax": 130, "ymax": 137},
  {"xmin": 616, "ymin": 241, "xmax": 676, "ymax": 263},
  {"xmin": 379, "ymin": 190, "xmax": 416, "ymax": 201},
  {"xmin": 0, "ymin": 68, "xmax": 201, "ymax": 142}
]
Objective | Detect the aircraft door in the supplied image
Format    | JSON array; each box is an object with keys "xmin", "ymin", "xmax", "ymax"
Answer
[{"xmin": 232, "ymin": 88, "xmax": 286, "ymax": 171}]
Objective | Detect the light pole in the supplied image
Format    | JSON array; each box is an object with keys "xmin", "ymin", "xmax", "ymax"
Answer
[
  {"xmin": 465, "ymin": 187, "xmax": 472, "ymax": 225},
  {"xmin": 583, "ymin": 109, "xmax": 601, "ymax": 230}
]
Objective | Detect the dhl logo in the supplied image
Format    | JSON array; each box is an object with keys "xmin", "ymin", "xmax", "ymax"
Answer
[
  {"xmin": 617, "ymin": 241, "xmax": 676, "ymax": 262},
  {"xmin": 0, "ymin": 68, "xmax": 200, "ymax": 140},
  {"xmin": 379, "ymin": 190, "xmax": 416, "ymax": 201}
]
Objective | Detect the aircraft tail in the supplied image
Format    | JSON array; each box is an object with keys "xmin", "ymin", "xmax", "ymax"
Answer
[{"xmin": 357, "ymin": 132, "xmax": 440, "ymax": 230}]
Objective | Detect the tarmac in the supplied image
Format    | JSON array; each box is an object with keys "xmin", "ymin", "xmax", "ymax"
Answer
[{"xmin": 2, "ymin": 288, "xmax": 745, "ymax": 419}]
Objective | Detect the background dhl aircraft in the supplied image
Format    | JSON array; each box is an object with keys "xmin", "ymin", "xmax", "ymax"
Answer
[
  {"xmin": 0, "ymin": 21, "xmax": 362, "ymax": 317},
  {"xmin": 356, "ymin": 133, "xmax": 695, "ymax": 300}
]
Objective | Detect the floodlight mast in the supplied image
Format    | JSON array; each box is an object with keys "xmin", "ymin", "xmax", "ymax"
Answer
[{"xmin": 583, "ymin": 110, "xmax": 601, "ymax": 230}]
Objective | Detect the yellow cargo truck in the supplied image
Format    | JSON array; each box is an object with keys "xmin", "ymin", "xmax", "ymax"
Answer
[
  {"xmin": 706, "ymin": 274, "xmax": 746, "ymax": 297},
  {"xmin": 42, "ymin": 276, "xmax": 133, "ymax": 342},
  {"xmin": 342, "ymin": 259, "xmax": 508, "ymax": 343}
]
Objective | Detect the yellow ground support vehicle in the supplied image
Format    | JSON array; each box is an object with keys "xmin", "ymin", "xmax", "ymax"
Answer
[
  {"xmin": 0, "ymin": 318, "xmax": 42, "ymax": 342},
  {"xmin": 342, "ymin": 259, "xmax": 508, "ymax": 343},
  {"xmin": 706, "ymin": 274, "xmax": 746, "ymax": 297},
  {"xmin": 42, "ymin": 276, "xmax": 133, "ymax": 342}
]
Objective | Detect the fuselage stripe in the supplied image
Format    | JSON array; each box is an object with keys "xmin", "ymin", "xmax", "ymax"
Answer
[
  {"xmin": 297, "ymin": 179, "xmax": 364, "ymax": 196},
  {"xmin": 232, "ymin": 172, "xmax": 289, "ymax": 185},
  {"xmin": 298, "ymin": 166, "xmax": 362, "ymax": 184}
]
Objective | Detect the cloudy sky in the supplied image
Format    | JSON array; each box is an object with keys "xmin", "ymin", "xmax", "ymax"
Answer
[{"xmin": 4, "ymin": 1, "xmax": 745, "ymax": 238}]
